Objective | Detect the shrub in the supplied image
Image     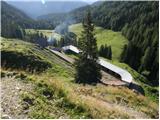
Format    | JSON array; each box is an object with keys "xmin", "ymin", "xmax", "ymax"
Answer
[{"xmin": 1, "ymin": 50, "xmax": 51, "ymax": 73}]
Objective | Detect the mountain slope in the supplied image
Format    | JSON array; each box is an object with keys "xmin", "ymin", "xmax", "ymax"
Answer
[
  {"xmin": 1, "ymin": 37, "xmax": 159, "ymax": 119},
  {"xmin": 1, "ymin": 1, "xmax": 35, "ymax": 38},
  {"xmin": 1, "ymin": 1, "xmax": 60, "ymax": 38},
  {"xmin": 7, "ymin": 1, "xmax": 88, "ymax": 19},
  {"xmin": 1, "ymin": 1, "xmax": 33, "ymax": 28}
]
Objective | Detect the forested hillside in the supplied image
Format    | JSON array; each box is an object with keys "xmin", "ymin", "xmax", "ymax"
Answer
[
  {"xmin": 1, "ymin": 1, "xmax": 31, "ymax": 38},
  {"xmin": 1, "ymin": 1, "xmax": 58, "ymax": 39}
]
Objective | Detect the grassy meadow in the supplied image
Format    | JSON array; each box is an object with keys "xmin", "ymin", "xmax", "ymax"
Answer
[{"xmin": 69, "ymin": 23, "xmax": 128, "ymax": 60}]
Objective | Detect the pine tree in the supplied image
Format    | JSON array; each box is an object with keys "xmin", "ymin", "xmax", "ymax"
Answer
[
  {"xmin": 107, "ymin": 46, "xmax": 112, "ymax": 60},
  {"xmin": 104, "ymin": 44, "xmax": 108, "ymax": 58},
  {"xmin": 75, "ymin": 11, "xmax": 101, "ymax": 84},
  {"xmin": 99, "ymin": 45, "xmax": 105, "ymax": 56},
  {"xmin": 59, "ymin": 37, "xmax": 65, "ymax": 47},
  {"xmin": 139, "ymin": 47, "xmax": 151, "ymax": 73},
  {"xmin": 120, "ymin": 44, "xmax": 128, "ymax": 62}
]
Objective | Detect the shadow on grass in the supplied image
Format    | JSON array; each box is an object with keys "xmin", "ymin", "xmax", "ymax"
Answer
[{"xmin": 129, "ymin": 82, "xmax": 145, "ymax": 95}]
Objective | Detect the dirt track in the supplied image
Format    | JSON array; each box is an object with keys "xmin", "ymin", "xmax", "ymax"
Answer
[{"xmin": 1, "ymin": 72, "xmax": 34, "ymax": 119}]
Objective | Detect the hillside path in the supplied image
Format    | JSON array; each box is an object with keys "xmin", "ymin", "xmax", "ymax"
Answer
[{"xmin": 1, "ymin": 72, "xmax": 34, "ymax": 119}]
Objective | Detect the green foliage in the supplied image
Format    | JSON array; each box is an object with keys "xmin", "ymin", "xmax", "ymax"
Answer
[
  {"xmin": 1, "ymin": 71, "xmax": 6, "ymax": 78},
  {"xmin": 1, "ymin": 50, "xmax": 51, "ymax": 73},
  {"xmin": 24, "ymin": 31, "xmax": 48, "ymax": 48},
  {"xmin": 75, "ymin": 11, "xmax": 101, "ymax": 84},
  {"xmin": 99, "ymin": 44, "xmax": 112, "ymax": 60}
]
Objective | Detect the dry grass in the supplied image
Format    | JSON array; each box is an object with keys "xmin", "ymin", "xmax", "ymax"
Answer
[
  {"xmin": 29, "ymin": 71, "xmax": 159, "ymax": 118},
  {"xmin": 4, "ymin": 64, "xmax": 155, "ymax": 119}
]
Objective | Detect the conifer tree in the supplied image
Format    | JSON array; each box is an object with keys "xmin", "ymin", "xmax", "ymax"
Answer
[
  {"xmin": 107, "ymin": 46, "xmax": 112, "ymax": 60},
  {"xmin": 104, "ymin": 44, "xmax": 108, "ymax": 58},
  {"xmin": 139, "ymin": 47, "xmax": 151, "ymax": 73},
  {"xmin": 120, "ymin": 44, "xmax": 128, "ymax": 62},
  {"xmin": 75, "ymin": 11, "xmax": 101, "ymax": 84}
]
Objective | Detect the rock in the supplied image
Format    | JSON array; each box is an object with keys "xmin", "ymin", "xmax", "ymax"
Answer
[
  {"xmin": 16, "ymin": 87, "xmax": 21, "ymax": 91},
  {"xmin": 80, "ymin": 116, "xmax": 85, "ymax": 119},
  {"xmin": 2, "ymin": 114, "xmax": 11, "ymax": 119},
  {"xmin": 23, "ymin": 110, "xmax": 29, "ymax": 114},
  {"xmin": 3, "ymin": 108, "xmax": 5, "ymax": 112}
]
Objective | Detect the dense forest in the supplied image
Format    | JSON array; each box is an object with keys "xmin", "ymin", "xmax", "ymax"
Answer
[{"xmin": 1, "ymin": 1, "xmax": 159, "ymax": 86}]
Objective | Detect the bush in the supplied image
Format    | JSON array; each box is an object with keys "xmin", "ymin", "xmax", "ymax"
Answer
[
  {"xmin": 1, "ymin": 50, "xmax": 51, "ymax": 73},
  {"xmin": 1, "ymin": 71, "xmax": 6, "ymax": 78}
]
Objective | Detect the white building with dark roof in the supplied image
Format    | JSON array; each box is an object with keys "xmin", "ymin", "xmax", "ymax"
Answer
[
  {"xmin": 99, "ymin": 59, "xmax": 132, "ymax": 85},
  {"xmin": 62, "ymin": 45, "xmax": 80, "ymax": 54}
]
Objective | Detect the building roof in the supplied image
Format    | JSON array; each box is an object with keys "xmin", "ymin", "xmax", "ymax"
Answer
[
  {"xmin": 62, "ymin": 45, "xmax": 80, "ymax": 54},
  {"xmin": 99, "ymin": 59, "xmax": 132, "ymax": 83}
]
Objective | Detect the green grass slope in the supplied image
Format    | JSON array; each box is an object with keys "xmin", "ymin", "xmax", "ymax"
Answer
[
  {"xmin": 1, "ymin": 37, "xmax": 159, "ymax": 119},
  {"xmin": 69, "ymin": 23, "xmax": 128, "ymax": 60},
  {"xmin": 1, "ymin": 37, "xmax": 74, "ymax": 77}
]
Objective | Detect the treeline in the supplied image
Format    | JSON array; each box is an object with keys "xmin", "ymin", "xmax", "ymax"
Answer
[
  {"xmin": 50, "ymin": 32, "xmax": 77, "ymax": 47},
  {"xmin": 37, "ymin": 13, "xmax": 67, "ymax": 29},
  {"xmin": 24, "ymin": 32, "xmax": 48, "ymax": 48}
]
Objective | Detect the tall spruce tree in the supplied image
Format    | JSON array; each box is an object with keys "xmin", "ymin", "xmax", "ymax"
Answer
[
  {"xmin": 139, "ymin": 47, "xmax": 151, "ymax": 73},
  {"xmin": 107, "ymin": 46, "xmax": 112, "ymax": 60},
  {"xmin": 75, "ymin": 11, "xmax": 101, "ymax": 84}
]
